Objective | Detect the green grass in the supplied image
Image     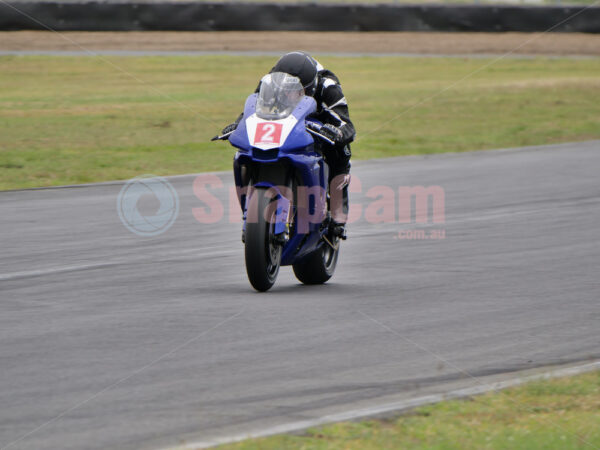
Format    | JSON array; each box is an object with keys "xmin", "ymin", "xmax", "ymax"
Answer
[
  {"xmin": 1, "ymin": 55, "xmax": 599, "ymax": 190},
  {"xmin": 214, "ymin": 370, "xmax": 600, "ymax": 450}
]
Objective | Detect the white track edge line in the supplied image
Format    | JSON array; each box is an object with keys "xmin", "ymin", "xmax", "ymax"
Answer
[
  {"xmin": 171, "ymin": 360, "xmax": 600, "ymax": 449},
  {"xmin": 0, "ymin": 249, "xmax": 237, "ymax": 281}
]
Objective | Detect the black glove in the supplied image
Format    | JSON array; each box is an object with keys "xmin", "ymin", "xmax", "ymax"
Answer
[
  {"xmin": 319, "ymin": 124, "xmax": 343, "ymax": 145},
  {"xmin": 221, "ymin": 122, "xmax": 238, "ymax": 136}
]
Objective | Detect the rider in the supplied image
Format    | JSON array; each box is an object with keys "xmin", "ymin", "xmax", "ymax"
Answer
[{"xmin": 220, "ymin": 51, "xmax": 355, "ymax": 237}]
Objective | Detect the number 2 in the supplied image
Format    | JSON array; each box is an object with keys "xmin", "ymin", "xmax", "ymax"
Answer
[
  {"xmin": 255, "ymin": 122, "xmax": 283, "ymax": 145},
  {"xmin": 261, "ymin": 124, "xmax": 276, "ymax": 142}
]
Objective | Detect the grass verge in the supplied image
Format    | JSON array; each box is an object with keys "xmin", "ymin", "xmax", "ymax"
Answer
[
  {"xmin": 214, "ymin": 370, "xmax": 600, "ymax": 449},
  {"xmin": 1, "ymin": 55, "xmax": 599, "ymax": 190}
]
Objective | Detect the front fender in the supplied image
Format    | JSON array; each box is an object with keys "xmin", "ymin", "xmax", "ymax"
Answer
[{"xmin": 251, "ymin": 182, "xmax": 291, "ymax": 235}]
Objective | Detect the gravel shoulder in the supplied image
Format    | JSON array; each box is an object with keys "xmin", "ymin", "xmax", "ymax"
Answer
[{"xmin": 1, "ymin": 31, "xmax": 600, "ymax": 55}]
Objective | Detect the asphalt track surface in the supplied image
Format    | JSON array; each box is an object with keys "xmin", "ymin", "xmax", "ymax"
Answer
[{"xmin": 2, "ymin": 141, "xmax": 600, "ymax": 449}]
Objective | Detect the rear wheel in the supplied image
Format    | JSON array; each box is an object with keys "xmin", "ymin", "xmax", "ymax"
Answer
[
  {"xmin": 292, "ymin": 239, "xmax": 339, "ymax": 285},
  {"xmin": 245, "ymin": 187, "xmax": 282, "ymax": 292}
]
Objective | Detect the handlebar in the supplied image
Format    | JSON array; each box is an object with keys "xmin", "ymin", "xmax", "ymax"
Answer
[
  {"xmin": 211, "ymin": 122, "xmax": 335, "ymax": 145},
  {"xmin": 210, "ymin": 130, "xmax": 234, "ymax": 142}
]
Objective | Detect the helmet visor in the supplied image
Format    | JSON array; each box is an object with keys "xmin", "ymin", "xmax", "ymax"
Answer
[{"xmin": 256, "ymin": 72, "xmax": 305, "ymax": 120}]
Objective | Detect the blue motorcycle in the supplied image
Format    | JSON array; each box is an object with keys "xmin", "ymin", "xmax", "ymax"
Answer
[{"xmin": 214, "ymin": 72, "xmax": 342, "ymax": 291}]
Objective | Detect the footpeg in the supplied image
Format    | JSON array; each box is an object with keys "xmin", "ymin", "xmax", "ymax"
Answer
[{"xmin": 330, "ymin": 223, "xmax": 347, "ymax": 240}]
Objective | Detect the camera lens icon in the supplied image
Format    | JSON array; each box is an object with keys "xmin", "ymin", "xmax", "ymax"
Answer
[{"xmin": 117, "ymin": 175, "xmax": 179, "ymax": 237}]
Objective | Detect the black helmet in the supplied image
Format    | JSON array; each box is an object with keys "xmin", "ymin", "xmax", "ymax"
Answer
[{"xmin": 272, "ymin": 51, "xmax": 318, "ymax": 96}]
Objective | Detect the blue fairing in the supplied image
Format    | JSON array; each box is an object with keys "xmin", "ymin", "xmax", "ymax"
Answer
[
  {"xmin": 228, "ymin": 93, "xmax": 258, "ymax": 151},
  {"xmin": 229, "ymin": 94, "xmax": 317, "ymax": 152},
  {"xmin": 231, "ymin": 94, "xmax": 328, "ymax": 266}
]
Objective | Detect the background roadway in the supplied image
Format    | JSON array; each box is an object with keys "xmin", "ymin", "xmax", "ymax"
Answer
[{"xmin": 2, "ymin": 31, "xmax": 600, "ymax": 56}]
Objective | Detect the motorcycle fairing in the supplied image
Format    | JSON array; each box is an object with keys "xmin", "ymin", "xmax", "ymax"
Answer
[{"xmin": 230, "ymin": 93, "xmax": 330, "ymax": 266}]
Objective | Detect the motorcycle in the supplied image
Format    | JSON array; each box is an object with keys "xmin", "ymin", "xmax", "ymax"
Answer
[{"xmin": 213, "ymin": 72, "xmax": 344, "ymax": 292}]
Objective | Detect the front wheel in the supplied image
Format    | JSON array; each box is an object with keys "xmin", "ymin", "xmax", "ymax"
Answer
[
  {"xmin": 245, "ymin": 187, "xmax": 282, "ymax": 292},
  {"xmin": 292, "ymin": 239, "xmax": 339, "ymax": 285}
]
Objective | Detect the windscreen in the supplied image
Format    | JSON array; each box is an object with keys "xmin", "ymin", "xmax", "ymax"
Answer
[{"xmin": 256, "ymin": 72, "xmax": 305, "ymax": 120}]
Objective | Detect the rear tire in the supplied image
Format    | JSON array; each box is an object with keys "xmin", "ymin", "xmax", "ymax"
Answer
[
  {"xmin": 245, "ymin": 188, "xmax": 282, "ymax": 292},
  {"xmin": 292, "ymin": 241, "xmax": 339, "ymax": 285}
]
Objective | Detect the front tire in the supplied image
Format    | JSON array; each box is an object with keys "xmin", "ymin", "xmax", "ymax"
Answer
[
  {"xmin": 245, "ymin": 187, "xmax": 282, "ymax": 292},
  {"xmin": 292, "ymin": 240, "xmax": 339, "ymax": 285}
]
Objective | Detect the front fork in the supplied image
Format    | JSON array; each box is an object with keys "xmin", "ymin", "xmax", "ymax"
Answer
[
  {"xmin": 236, "ymin": 178, "xmax": 293, "ymax": 246},
  {"xmin": 234, "ymin": 158, "xmax": 337, "ymax": 248}
]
